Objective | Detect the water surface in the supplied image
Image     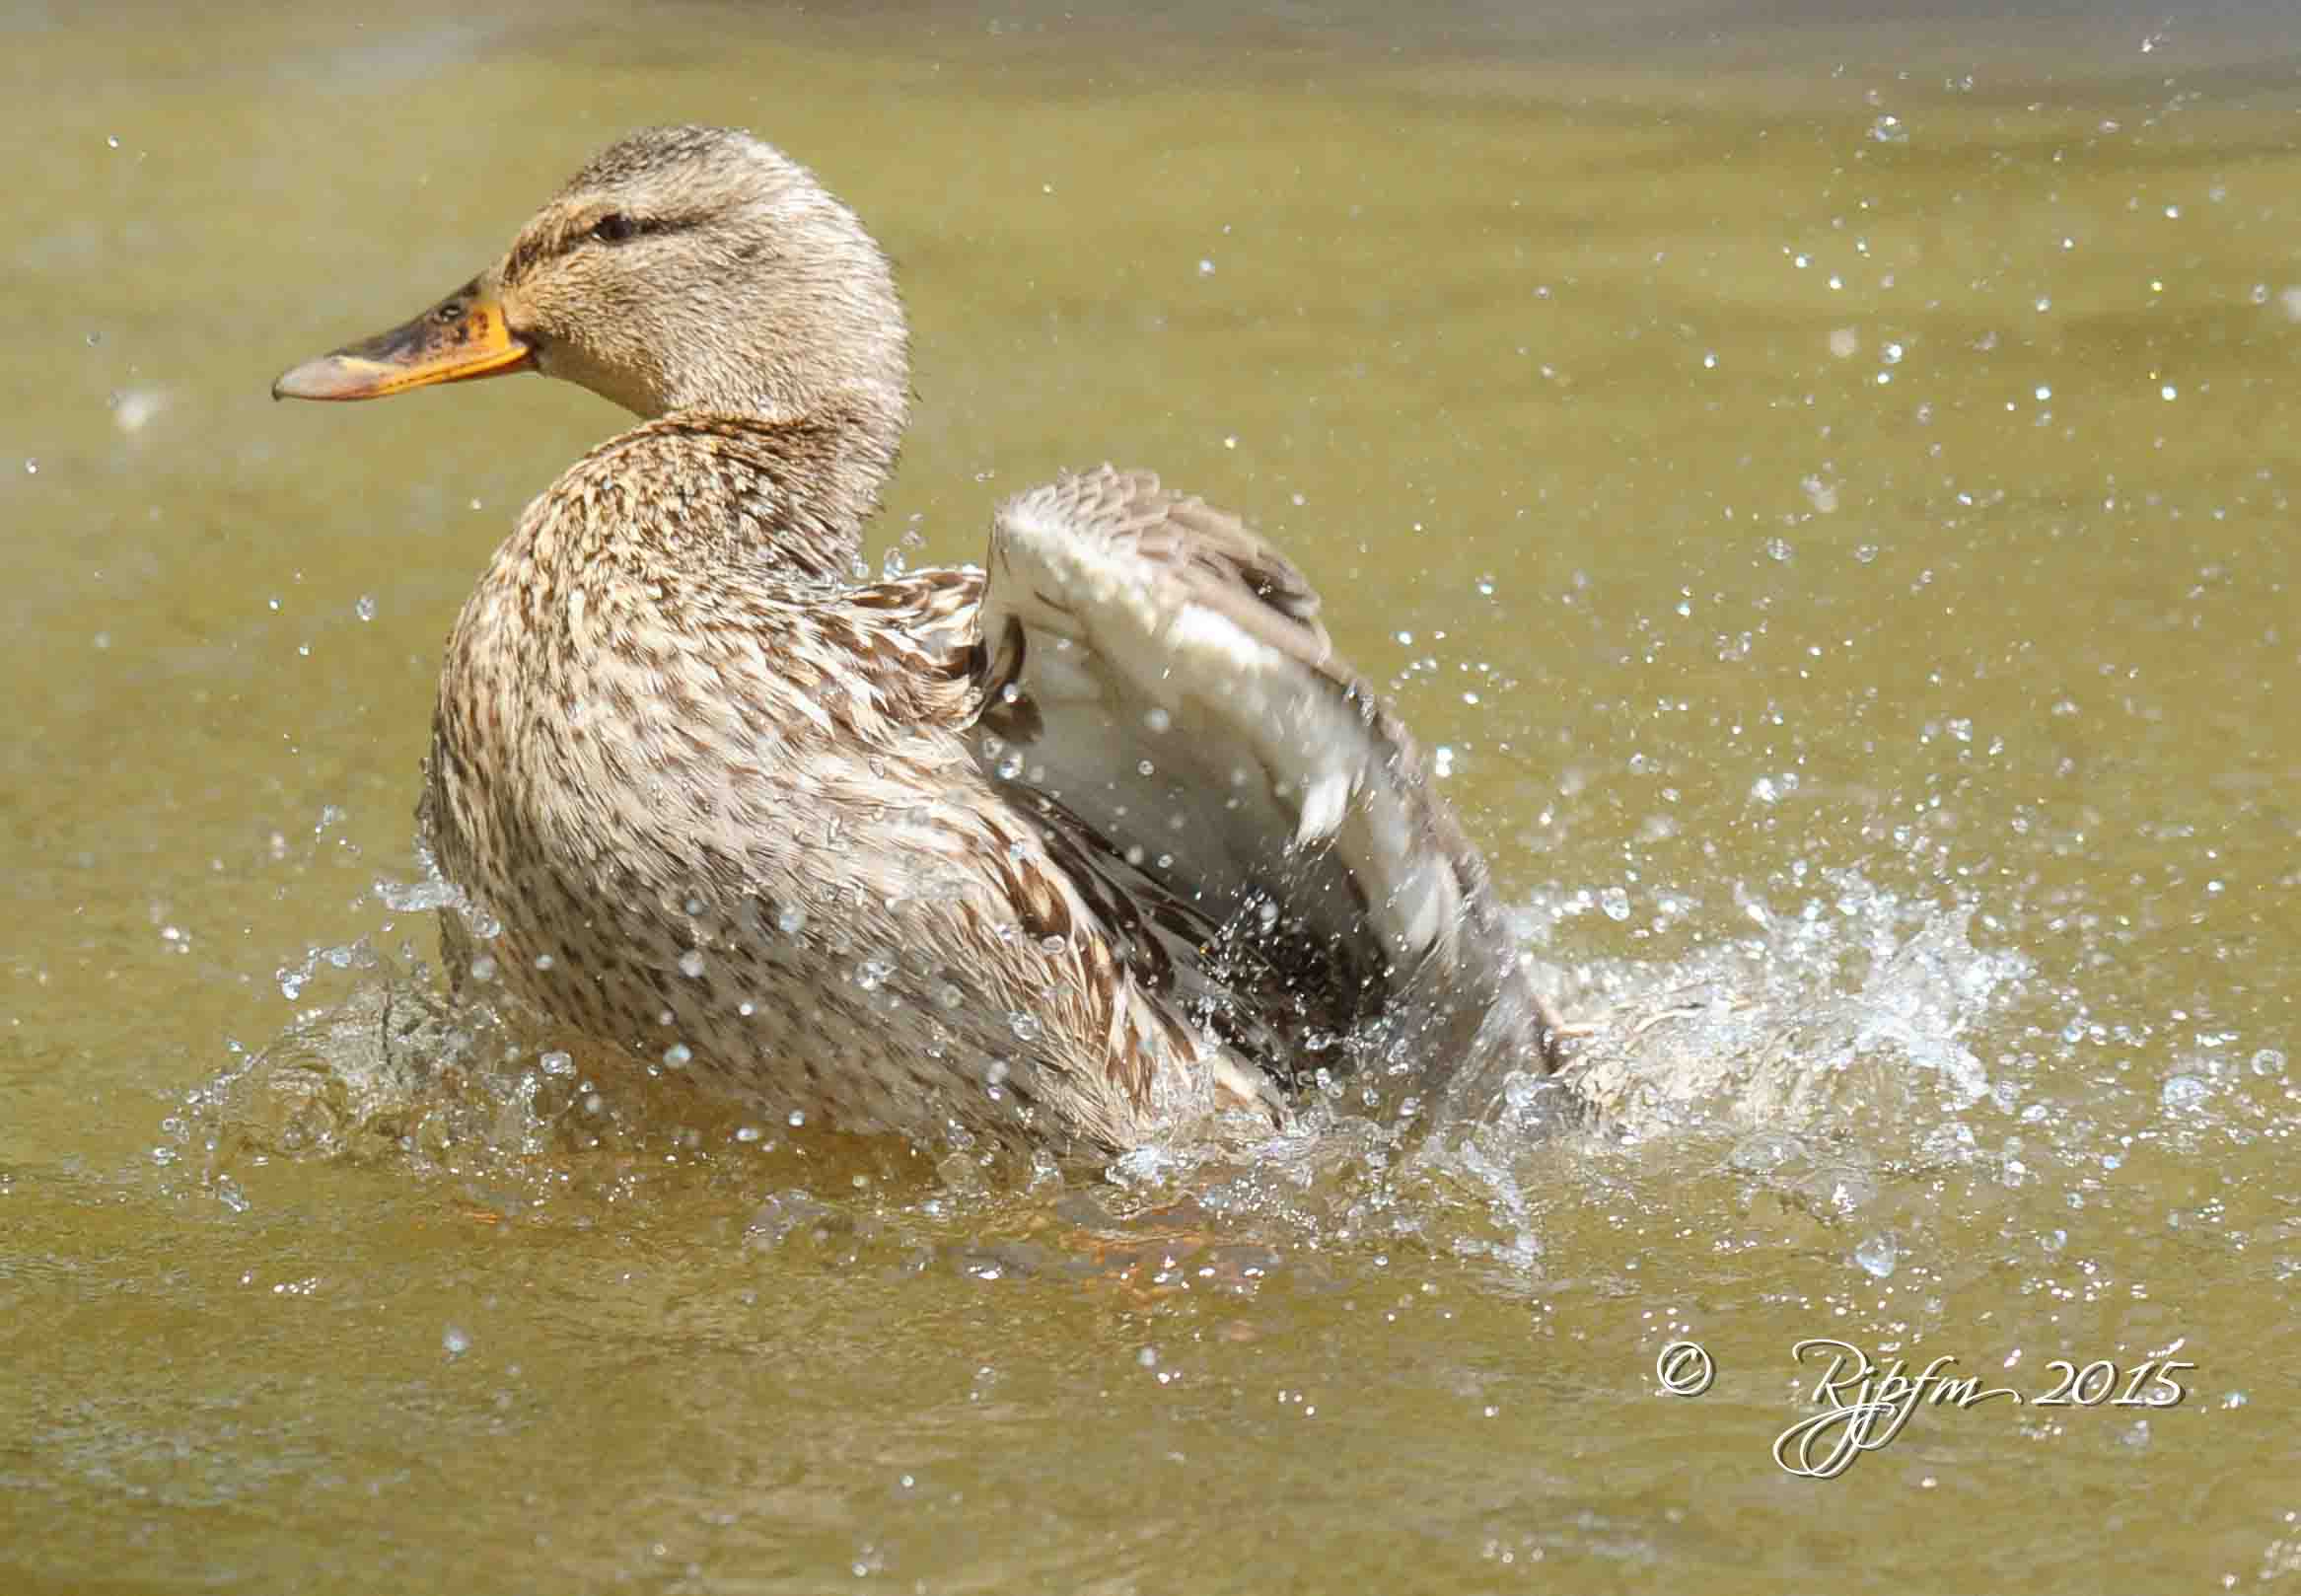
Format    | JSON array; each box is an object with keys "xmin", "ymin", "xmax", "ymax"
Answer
[{"xmin": 6, "ymin": 4, "xmax": 2299, "ymax": 1590}]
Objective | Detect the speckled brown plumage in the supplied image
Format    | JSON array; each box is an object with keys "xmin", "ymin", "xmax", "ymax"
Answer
[{"xmin": 276, "ymin": 125, "xmax": 1561, "ymax": 1153}]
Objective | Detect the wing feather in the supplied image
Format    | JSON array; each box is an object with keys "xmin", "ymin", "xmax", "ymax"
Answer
[{"xmin": 973, "ymin": 466, "xmax": 1559, "ymax": 1093}]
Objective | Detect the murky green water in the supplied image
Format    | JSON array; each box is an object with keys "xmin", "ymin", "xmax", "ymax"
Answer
[{"xmin": 7, "ymin": 3, "xmax": 2299, "ymax": 1590}]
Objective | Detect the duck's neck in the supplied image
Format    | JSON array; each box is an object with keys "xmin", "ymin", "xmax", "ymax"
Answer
[{"xmin": 552, "ymin": 399, "xmax": 899, "ymax": 584}]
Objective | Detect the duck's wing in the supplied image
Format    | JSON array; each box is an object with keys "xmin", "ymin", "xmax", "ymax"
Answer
[{"xmin": 972, "ymin": 466, "xmax": 1560, "ymax": 1090}]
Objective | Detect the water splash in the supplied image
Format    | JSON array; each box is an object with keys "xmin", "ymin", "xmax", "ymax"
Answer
[{"xmin": 1528, "ymin": 871, "xmax": 2015, "ymax": 1140}]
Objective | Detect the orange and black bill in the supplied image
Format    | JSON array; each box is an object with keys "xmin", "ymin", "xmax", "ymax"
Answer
[{"xmin": 271, "ymin": 278, "xmax": 531, "ymax": 401}]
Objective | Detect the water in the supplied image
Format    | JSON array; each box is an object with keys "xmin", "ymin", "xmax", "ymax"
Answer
[{"xmin": 7, "ymin": 3, "xmax": 2300, "ymax": 1590}]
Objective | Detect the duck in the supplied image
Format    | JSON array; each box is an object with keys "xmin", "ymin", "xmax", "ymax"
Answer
[{"xmin": 272, "ymin": 124, "xmax": 1564, "ymax": 1154}]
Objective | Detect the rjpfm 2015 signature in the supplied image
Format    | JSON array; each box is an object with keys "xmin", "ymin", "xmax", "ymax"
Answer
[{"xmin": 1654, "ymin": 1338, "xmax": 2194, "ymax": 1479}]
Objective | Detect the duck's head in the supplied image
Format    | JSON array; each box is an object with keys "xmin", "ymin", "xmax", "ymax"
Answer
[{"xmin": 274, "ymin": 125, "xmax": 909, "ymax": 452}]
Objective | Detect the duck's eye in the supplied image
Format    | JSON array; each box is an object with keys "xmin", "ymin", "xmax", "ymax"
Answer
[{"xmin": 589, "ymin": 213, "xmax": 638, "ymax": 245}]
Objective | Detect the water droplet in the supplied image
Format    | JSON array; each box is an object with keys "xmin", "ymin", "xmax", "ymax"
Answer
[
  {"xmin": 2161, "ymin": 1073, "xmax": 2209, "ymax": 1111},
  {"xmin": 678, "ymin": 949, "xmax": 706, "ymax": 979},
  {"xmin": 1853, "ymin": 1234, "xmax": 1899, "ymax": 1277},
  {"xmin": 855, "ymin": 956, "xmax": 894, "ymax": 991},
  {"xmin": 375, "ymin": 873, "xmax": 463, "ymax": 913},
  {"xmin": 1009, "ymin": 1011, "xmax": 1042, "ymax": 1042},
  {"xmin": 1598, "ymin": 887, "xmax": 1631, "ymax": 922},
  {"xmin": 776, "ymin": 906, "xmax": 808, "ymax": 936},
  {"xmin": 533, "ymin": 952, "xmax": 554, "ymax": 971},
  {"xmin": 2250, "ymin": 1048, "xmax": 2286, "ymax": 1078},
  {"xmin": 539, "ymin": 1051, "xmax": 575, "ymax": 1077},
  {"xmin": 467, "ymin": 954, "xmax": 497, "ymax": 982},
  {"xmin": 662, "ymin": 1043, "xmax": 691, "ymax": 1068},
  {"xmin": 354, "ymin": 594, "xmax": 378, "ymax": 622},
  {"xmin": 442, "ymin": 1325, "xmax": 471, "ymax": 1357}
]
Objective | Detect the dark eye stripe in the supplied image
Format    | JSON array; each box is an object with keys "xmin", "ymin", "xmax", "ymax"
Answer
[
  {"xmin": 588, "ymin": 213, "xmax": 690, "ymax": 246},
  {"xmin": 505, "ymin": 213, "xmax": 690, "ymax": 283}
]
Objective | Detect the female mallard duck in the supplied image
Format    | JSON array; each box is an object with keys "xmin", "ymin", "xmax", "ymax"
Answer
[{"xmin": 274, "ymin": 125, "xmax": 1562, "ymax": 1152}]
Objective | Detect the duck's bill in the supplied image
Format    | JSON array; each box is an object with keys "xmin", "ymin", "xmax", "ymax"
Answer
[{"xmin": 271, "ymin": 280, "xmax": 532, "ymax": 401}]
